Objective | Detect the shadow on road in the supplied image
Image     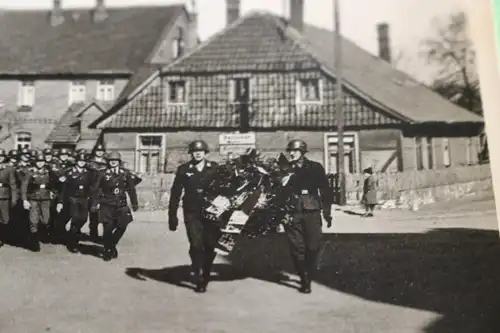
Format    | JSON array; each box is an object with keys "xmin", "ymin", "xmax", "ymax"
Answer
[
  {"xmin": 225, "ymin": 228, "xmax": 500, "ymax": 333},
  {"xmin": 76, "ymin": 242, "xmax": 103, "ymax": 259}
]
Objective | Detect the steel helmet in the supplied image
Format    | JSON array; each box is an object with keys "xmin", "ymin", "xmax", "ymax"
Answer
[
  {"xmin": 188, "ymin": 140, "xmax": 209, "ymax": 153},
  {"xmin": 95, "ymin": 143, "xmax": 105, "ymax": 152},
  {"xmin": 60, "ymin": 148, "xmax": 69, "ymax": 156},
  {"xmin": 34, "ymin": 153, "xmax": 45, "ymax": 162},
  {"xmin": 43, "ymin": 148, "xmax": 52, "ymax": 155},
  {"xmin": 106, "ymin": 151, "xmax": 121, "ymax": 161},
  {"xmin": 286, "ymin": 139, "xmax": 308, "ymax": 153},
  {"xmin": 76, "ymin": 153, "xmax": 89, "ymax": 161},
  {"xmin": 0, "ymin": 149, "xmax": 6, "ymax": 157},
  {"xmin": 21, "ymin": 148, "xmax": 30, "ymax": 156},
  {"xmin": 8, "ymin": 149, "xmax": 18, "ymax": 158}
]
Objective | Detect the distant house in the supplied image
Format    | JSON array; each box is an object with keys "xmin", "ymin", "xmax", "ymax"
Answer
[
  {"xmin": 0, "ymin": 0, "xmax": 198, "ymax": 151},
  {"xmin": 94, "ymin": 0, "xmax": 484, "ymax": 174}
]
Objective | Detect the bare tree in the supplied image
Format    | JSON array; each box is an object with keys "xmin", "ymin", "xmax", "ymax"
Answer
[{"xmin": 421, "ymin": 11, "xmax": 482, "ymax": 115}]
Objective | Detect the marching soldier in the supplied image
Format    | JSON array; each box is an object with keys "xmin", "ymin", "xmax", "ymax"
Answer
[
  {"xmin": 87, "ymin": 143, "xmax": 107, "ymax": 240},
  {"xmin": 21, "ymin": 153, "xmax": 56, "ymax": 252},
  {"xmin": 18, "ymin": 148, "xmax": 32, "ymax": 169},
  {"xmin": 51, "ymin": 148, "xmax": 73, "ymax": 243},
  {"xmin": 57, "ymin": 152, "xmax": 94, "ymax": 253},
  {"xmin": 0, "ymin": 149, "xmax": 18, "ymax": 247},
  {"xmin": 7, "ymin": 150, "xmax": 18, "ymax": 167},
  {"xmin": 168, "ymin": 140, "xmax": 219, "ymax": 293},
  {"xmin": 90, "ymin": 152, "xmax": 139, "ymax": 261},
  {"xmin": 283, "ymin": 139, "xmax": 332, "ymax": 294}
]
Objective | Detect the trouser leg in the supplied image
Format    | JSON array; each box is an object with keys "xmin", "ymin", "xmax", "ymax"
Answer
[
  {"xmin": 202, "ymin": 221, "xmax": 221, "ymax": 281},
  {"xmin": 28, "ymin": 201, "xmax": 41, "ymax": 251},
  {"xmin": 184, "ymin": 211, "xmax": 204, "ymax": 273},
  {"xmin": 302, "ymin": 211, "xmax": 322, "ymax": 278}
]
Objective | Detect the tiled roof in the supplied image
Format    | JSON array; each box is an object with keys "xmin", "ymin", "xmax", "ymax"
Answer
[
  {"xmin": 0, "ymin": 5, "xmax": 184, "ymax": 74},
  {"xmin": 46, "ymin": 101, "xmax": 108, "ymax": 143},
  {"xmin": 104, "ymin": 85, "xmax": 239, "ymax": 129},
  {"xmin": 45, "ymin": 103, "xmax": 85, "ymax": 143},
  {"xmin": 99, "ymin": 11, "xmax": 483, "ymax": 129}
]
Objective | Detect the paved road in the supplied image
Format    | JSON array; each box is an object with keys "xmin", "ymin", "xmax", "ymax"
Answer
[{"xmin": 1, "ymin": 194, "xmax": 499, "ymax": 333}]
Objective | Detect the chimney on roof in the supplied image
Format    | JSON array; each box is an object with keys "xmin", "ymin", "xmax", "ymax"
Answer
[
  {"xmin": 226, "ymin": 0, "xmax": 240, "ymax": 26},
  {"xmin": 188, "ymin": 0, "xmax": 199, "ymax": 48},
  {"xmin": 93, "ymin": 0, "xmax": 108, "ymax": 22},
  {"xmin": 290, "ymin": 0, "xmax": 304, "ymax": 32},
  {"xmin": 376, "ymin": 22, "xmax": 391, "ymax": 63},
  {"xmin": 50, "ymin": 0, "xmax": 64, "ymax": 26}
]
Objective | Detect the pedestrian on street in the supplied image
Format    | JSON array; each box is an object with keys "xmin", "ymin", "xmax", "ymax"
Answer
[
  {"xmin": 361, "ymin": 167, "xmax": 377, "ymax": 217},
  {"xmin": 20, "ymin": 153, "xmax": 56, "ymax": 252},
  {"xmin": 87, "ymin": 143, "xmax": 107, "ymax": 240},
  {"xmin": 90, "ymin": 152, "xmax": 139, "ymax": 261},
  {"xmin": 283, "ymin": 139, "xmax": 332, "ymax": 294},
  {"xmin": 57, "ymin": 152, "xmax": 94, "ymax": 253},
  {"xmin": 168, "ymin": 140, "xmax": 219, "ymax": 293},
  {"xmin": 0, "ymin": 149, "xmax": 18, "ymax": 247}
]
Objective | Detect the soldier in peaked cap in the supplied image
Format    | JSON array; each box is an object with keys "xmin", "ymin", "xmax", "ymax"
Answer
[
  {"xmin": 0, "ymin": 149, "xmax": 18, "ymax": 247},
  {"xmin": 168, "ymin": 140, "xmax": 219, "ymax": 293},
  {"xmin": 21, "ymin": 152, "xmax": 57, "ymax": 252},
  {"xmin": 57, "ymin": 152, "xmax": 95, "ymax": 253},
  {"xmin": 282, "ymin": 139, "xmax": 333, "ymax": 294},
  {"xmin": 87, "ymin": 143, "xmax": 107, "ymax": 240},
  {"xmin": 90, "ymin": 151, "xmax": 139, "ymax": 261}
]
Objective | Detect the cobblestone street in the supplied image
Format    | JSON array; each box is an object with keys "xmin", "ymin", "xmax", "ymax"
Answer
[{"xmin": 1, "ymin": 193, "xmax": 498, "ymax": 333}]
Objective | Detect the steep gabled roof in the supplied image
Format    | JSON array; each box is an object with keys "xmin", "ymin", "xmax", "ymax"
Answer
[
  {"xmin": 46, "ymin": 101, "xmax": 108, "ymax": 143},
  {"xmin": 96, "ymin": 11, "xmax": 483, "ymax": 129},
  {"xmin": 0, "ymin": 5, "xmax": 184, "ymax": 74}
]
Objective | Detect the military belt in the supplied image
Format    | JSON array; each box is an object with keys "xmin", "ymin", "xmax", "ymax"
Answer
[{"xmin": 0, "ymin": 183, "xmax": 9, "ymax": 188}]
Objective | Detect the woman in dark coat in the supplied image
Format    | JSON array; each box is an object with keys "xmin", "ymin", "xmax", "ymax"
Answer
[{"xmin": 361, "ymin": 167, "xmax": 377, "ymax": 217}]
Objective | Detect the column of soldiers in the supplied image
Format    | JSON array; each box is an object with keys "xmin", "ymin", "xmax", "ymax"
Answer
[{"xmin": 0, "ymin": 144, "xmax": 139, "ymax": 262}]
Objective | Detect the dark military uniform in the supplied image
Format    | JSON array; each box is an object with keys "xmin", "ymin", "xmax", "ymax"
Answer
[
  {"xmin": 51, "ymin": 150, "xmax": 74, "ymax": 242},
  {"xmin": 283, "ymin": 140, "xmax": 332, "ymax": 294},
  {"xmin": 168, "ymin": 140, "xmax": 219, "ymax": 293},
  {"xmin": 90, "ymin": 152, "xmax": 138, "ymax": 261},
  {"xmin": 21, "ymin": 155, "xmax": 56, "ymax": 251},
  {"xmin": 59, "ymin": 153, "xmax": 94, "ymax": 252},
  {"xmin": 87, "ymin": 155, "xmax": 107, "ymax": 238},
  {"xmin": 0, "ymin": 150, "xmax": 18, "ymax": 246}
]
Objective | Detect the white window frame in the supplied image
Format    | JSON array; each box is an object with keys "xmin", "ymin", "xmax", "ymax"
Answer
[
  {"xmin": 166, "ymin": 80, "xmax": 188, "ymax": 105},
  {"xmin": 96, "ymin": 79, "xmax": 115, "ymax": 101},
  {"xmin": 18, "ymin": 80, "xmax": 35, "ymax": 107},
  {"xmin": 323, "ymin": 132, "xmax": 360, "ymax": 174},
  {"xmin": 15, "ymin": 132, "xmax": 32, "ymax": 150},
  {"xmin": 425, "ymin": 137, "xmax": 434, "ymax": 169},
  {"xmin": 68, "ymin": 80, "xmax": 87, "ymax": 105},
  {"xmin": 228, "ymin": 77, "xmax": 252, "ymax": 104},
  {"xmin": 442, "ymin": 138, "xmax": 451, "ymax": 167},
  {"xmin": 135, "ymin": 133, "xmax": 166, "ymax": 173},
  {"xmin": 295, "ymin": 78, "xmax": 323, "ymax": 104}
]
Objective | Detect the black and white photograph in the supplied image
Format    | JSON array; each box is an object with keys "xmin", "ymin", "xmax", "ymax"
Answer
[{"xmin": 0, "ymin": 0, "xmax": 497, "ymax": 332}]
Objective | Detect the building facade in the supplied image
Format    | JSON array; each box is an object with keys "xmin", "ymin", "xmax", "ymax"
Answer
[
  {"xmin": 0, "ymin": 0, "xmax": 198, "ymax": 151},
  {"xmin": 94, "ymin": 0, "xmax": 484, "ymax": 174}
]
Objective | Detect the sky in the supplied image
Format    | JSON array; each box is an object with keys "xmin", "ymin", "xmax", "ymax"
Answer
[{"xmin": 0, "ymin": 0, "xmax": 466, "ymax": 83}]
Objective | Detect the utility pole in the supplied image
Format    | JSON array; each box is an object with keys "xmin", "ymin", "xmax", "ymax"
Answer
[{"xmin": 334, "ymin": 0, "xmax": 346, "ymax": 205}]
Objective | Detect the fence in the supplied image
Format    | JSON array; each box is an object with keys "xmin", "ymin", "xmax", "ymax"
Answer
[{"xmin": 134, "ymin": 164, "xmax": 493, "ymax": 210}]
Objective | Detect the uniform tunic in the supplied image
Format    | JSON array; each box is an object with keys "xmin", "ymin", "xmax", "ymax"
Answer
[
  {"xmin": 59, "ymin": 166, "xmax": 94, "ymax": 229},
  {"xmin": 0, "ymin": 163, "xmax": 18, "ymax": 224},
  {"xmin": 21, "ymin": 167, "xmax": 55, "ymax": 233}
]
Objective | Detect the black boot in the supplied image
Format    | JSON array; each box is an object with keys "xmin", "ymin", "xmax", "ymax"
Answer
[
  {"xmin": 111, "ymin": 247, "xmax": 118, "ymax": 259},
  {"xmin": 194, "ymin": 269, "xmax": 207, "ymax": 293},
  {"xmin": 103, "ymin": 247, "xmax": 113, "ymax": 261},
  {"xmin": 299, "ymin": 273, "xmax": 311, "ymax": 294},
  {"xmin": 66, "ymin": 230, "xmax": 79, "ymax": 254},
  {"xmin": 30, "ymin": 232, "xmax": 40, "ymax": 252},
  {"xmin": 202, "ymin": 252, "xmax": 216, "ymax": 286}
]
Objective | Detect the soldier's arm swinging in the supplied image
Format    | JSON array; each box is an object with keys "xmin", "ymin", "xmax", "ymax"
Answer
[
  {"xmin": 125, "ymin": 172, "xmax": 139, "ymax": 211},
  {"xmin": 9, "ymin": 167, "xmax": 18, "ymax": 204},
  {"xmin": 20, "ymin": 171, "xmax": 31, "ymax": 209},
  {"xmin": 90, "ymin": 171, "xmax": 103, "ymax": 211},
  {"xmin": 167, "ymin": 166, "xmax": 184, "ymax": 230}
]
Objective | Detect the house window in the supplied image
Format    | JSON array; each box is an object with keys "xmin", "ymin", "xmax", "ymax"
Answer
[
  {"xmin": 136, "ymin": 134, "xmax": 164, "ymax": 173},
  {"xmin": 69, "ymin": 80, "xmax": 86, "ymax": 104},
  {"xmin": 296, "ymin": 78, "xmax": 321, "ymax": 103},
  {"xmin": 229, "ymin": 78, "xmax": 250, "ymax": 103},
  {"xmin": 415, "ymin": 137, "xmax": 424, "ymax": 170},
  {"xmin": 96, "ymin": 79, "xmax": 115, "ymax": 101},
  {"xmin": 172, "ymin": 27, "xmax": 185, "ymax": 59},
  {"xmin": 15, "ymin": 132, "xmax": 31, "ymax": 150},
  {"xmin": 426, "ymin": 137, "xmax": 433, "ymax": 169},
  {"xmin": 167, "ymin": 80, "xmax": 187, "ymax": 103},
  {"xmin": 442, "ymin": 138, "xmax": 451, "ymax": 167},
  {"xmin": 18, "ymin": 81, "xmax": 35, "ymax": 107}
]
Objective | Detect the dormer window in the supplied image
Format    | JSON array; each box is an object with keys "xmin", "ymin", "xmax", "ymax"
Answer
[
  {"xmin": 296, "ymin": 78, "xmax": 322, "ymax": 103},
  {"xmin": 18, "ymin": 80, "xmax": 35, "ymax": 108},
  {"xmin": 97, "ymin": 79, "xmax": 114, "ymax": 101},
  {"xmin": 172, "ymin": 27, "xmax": 185, "ymax": 59},
  {"xmin": 166, "ymin": 80, "xmax": 187, "ymax": 104}
]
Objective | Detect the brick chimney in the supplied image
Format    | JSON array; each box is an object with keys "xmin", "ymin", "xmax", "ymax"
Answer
[
  {"xmin": 188, "ymin": 0, "xmax": 199, "ymax": 48},
  {"xmin": 226, "ymin": 0, "xmax": 240, "ymax": 26},
  {"xmin": 376, "ymin": 22, "xmax": 391, "ymax": 63},
  {"xmin": 50, "ymin": 0, "xmax": 64, "ymax": 26},
  {"xmin": 93, "ymin": 0, "xmax": 108, "ymax": 22},
  {"xmin": 290, "ymin": 0, "xmax": 304, "ymax": 32}
]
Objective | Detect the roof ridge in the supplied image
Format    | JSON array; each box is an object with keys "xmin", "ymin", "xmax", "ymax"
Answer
[
  {"xmin": 0, "ymin": 4, "xmax": 184, "ymax": 12},
  {"xmin": 161, "ymin": 11, "xmax": 266, "ymax": 73}
]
